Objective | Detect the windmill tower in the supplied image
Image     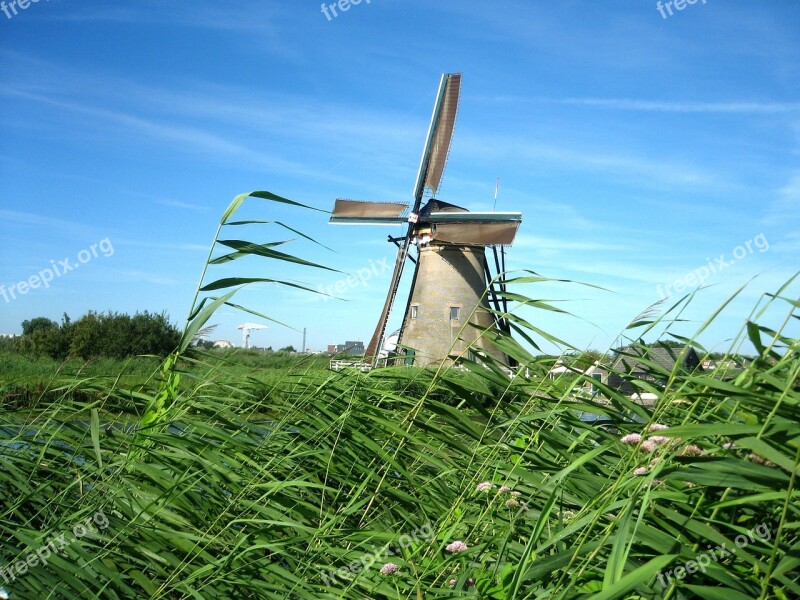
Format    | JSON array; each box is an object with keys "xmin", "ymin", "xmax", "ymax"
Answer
[{"xmin": 329, "ymin": 73, "xmax": 522, "ymax": 368}]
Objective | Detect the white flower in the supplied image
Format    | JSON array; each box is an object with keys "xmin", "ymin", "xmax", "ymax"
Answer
[
  {"xmin": 446, "ymin": 540, "xmax": 468, "ymax": 552},
  {"xmin": 475, "ymin": 481, "xmax": 494, "ymax": 493},
  {"xmin": 649, "ymin": 435, "xmax": 671, "ymax": 444},
  {"xmin": 620, "ymin": 433, "xmax": 642, "ymax": 444}
]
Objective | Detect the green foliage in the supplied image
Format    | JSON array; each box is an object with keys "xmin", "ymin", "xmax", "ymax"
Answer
[
  {"xmin": 13, "ymin": 311, "xmax": 180, "ymax": 360},
  {"xmin": 0, "ymin": 191, "xmax": 797, "ymax": 599}
]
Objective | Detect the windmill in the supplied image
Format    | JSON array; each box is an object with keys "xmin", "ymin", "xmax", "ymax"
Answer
[
  {"xmin": 237, "ymin": 323, "xmax": 267, "ymax": 349},
  {"xmin": 329, "ymin": 73, "xmax": 522, "ymax": 368}
]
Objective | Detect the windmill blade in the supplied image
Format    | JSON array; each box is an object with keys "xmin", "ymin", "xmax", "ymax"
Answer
[
  {"xmin": 364, "ymin": 242, "xmax": 409, "ymax": 360},
  {"xmin": 432, "ymin": 221, "xmax": 522, "ymax": 246},
  {"xmin": 329, "ymin": 199, "xmax": 409, "ymax": 225},
  {"xmin": 426, "ymin": 211, "xmax": 522, "ymax": 223},
  {"xmin": 413, "ymin": 73, "xmax": 462, "ymax": 200},
  {"xmin": 364, "ymin": 74, "xmax": 462, "ymax": 360}
]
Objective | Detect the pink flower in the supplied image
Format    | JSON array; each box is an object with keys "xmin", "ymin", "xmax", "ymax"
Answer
[
  {"xmin": 380, "ymin": 563, "xmax": 399, "ymax": 575},
  {"xmin": 633, "ymin": 467, "xmax": 648, "ymax": 476},
  {"xmin": 681, "ymin": 445, "xmax": 704, "ymax": 456},
  {"xmin": 639, "ymin": 439, "xmax": 657, "ymax": 453},
  {"xmin": 498, "ymin": 485, "xmax": 512, "ymax": 493},
  {"xmin": 446, "ymin": 540, "xmax": 468, "ymax": 553},
  {"xmin": 749, "ymin": 453, "xmax": 775, "ymax": 466},
  {"xmin": 506, "ymin": 498, "xmax": 520, "ymax": 508},
  {"xmin": 648, "ymin": 423, "xmax": 669, "ymax": 431},
  {"xmin": 620, "ymin": 433, "xmax": 642, "ymax": 444},
  {"xmin": 649, "ymin": 435, "xmax": 671, "ymax": 444},
  {"xmin": 476, "ymin": 482, "xmax": 494, "ymax": 493}
]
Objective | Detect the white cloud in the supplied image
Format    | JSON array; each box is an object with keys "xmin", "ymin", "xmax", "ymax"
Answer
[{"xmin": 533, "ymin": 98, "xmax": 800, "ymax": 114}]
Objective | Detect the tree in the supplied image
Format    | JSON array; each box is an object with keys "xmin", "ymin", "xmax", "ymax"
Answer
[
  {"xmin": 21, "ymin": 317, "xmax": 58, "ymax": 337},
  {"xmin": 568, "ymin": 350, "xmax": 603, "ymax": 370},
  {"xmin": 17, "ymin": 311, "xmax": 180, "ymax": 360}
]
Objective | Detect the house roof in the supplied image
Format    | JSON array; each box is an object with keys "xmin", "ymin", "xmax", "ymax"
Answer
[{"xmin": 610, "ymin": 346, "xmax": 701, "ymax": 374}]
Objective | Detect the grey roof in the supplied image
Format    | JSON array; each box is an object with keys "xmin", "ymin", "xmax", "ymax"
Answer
[{"xmin": 610, "ymin": 346, "xmax": 702, "ymax": 374}]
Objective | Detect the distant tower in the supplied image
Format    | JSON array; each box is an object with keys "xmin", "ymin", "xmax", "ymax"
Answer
[{"xmin": 237, "ymin": 323, "xmax": 267, "ymax": 349}]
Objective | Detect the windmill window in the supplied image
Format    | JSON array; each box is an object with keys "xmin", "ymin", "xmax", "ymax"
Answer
[
  {"xmin": 449, "ymin": 306, "xmax": 460, "ymax": 321},
  {"xmin": 410, "ymin": 305, "xmax": 418, "ymax": 319}
]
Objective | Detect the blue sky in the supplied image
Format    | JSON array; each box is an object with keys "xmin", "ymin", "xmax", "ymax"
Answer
[{"xmin": 1, "ymin": 0, "xmax": 798, "ymax": 355}]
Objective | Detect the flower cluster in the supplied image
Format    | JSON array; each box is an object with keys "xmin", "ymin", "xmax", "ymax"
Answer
[
  {"xmin": 474, "ymin": 482, "xmax": 528, "ymax": 511},
  {"xmin": 749, "ymin": 453, "xmax": 775, "ymax": 467},
  {"xmin": 380, "ymin": 563, "xmax": 399, "ymax": 575},
  {"xmin": 620, "ymin": 423, "xmax": 707, "ymax": 476},
  {"xmin": 446, "ymin": 540, "xmax": 468, "ymax": 553}
]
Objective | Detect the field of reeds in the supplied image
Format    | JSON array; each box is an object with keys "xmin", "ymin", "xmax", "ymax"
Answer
[{"xmin": 1, "ymin": 192, "xmax": 798, "ymax": 599}]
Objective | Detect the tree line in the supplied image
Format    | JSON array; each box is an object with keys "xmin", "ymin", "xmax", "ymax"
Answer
[{"xmin": 8, "ymin": 312, "xmax": 180, "ymax": 360}]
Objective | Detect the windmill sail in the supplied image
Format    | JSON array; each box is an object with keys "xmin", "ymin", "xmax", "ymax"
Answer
[
  {"xmin": 364, "ymin": 243, "xmax": 407, "ymax": 359},
  {"xmin": 432, "ymin": 221, "xmax": 520, "ymax": 246},
  {"xmin": 329, "ymin": 199, "xmax": 408, "ymax": 225},
  {"xmin": 413, "ymin": 73, "xmax": 462, "ymax": 201},
  {"xmin": 364, "ymin": 74, "xmax": 463, "ymax": 362}
]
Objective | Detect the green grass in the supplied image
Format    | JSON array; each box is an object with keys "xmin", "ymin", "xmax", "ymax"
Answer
[{"xmin": 0, "ymin": 191, "xmax": 797, "ymax": 599}]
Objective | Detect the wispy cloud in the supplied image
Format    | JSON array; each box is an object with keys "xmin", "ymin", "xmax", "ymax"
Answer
[
  {"xmin": 156, "ymin": 199, "xmax": 210, "ymax": 212},
  {"xmin": 107, "ymin": 269, "xmax": 180, "ymax": 286},
  {"xmin": 513, "ymin": 234, "xmax": 629, "ymax": 253},
  {"xmin": 516, "ymin": 97, "xmax": 800, "ymax": 114},
  {"xmin": 0, "ymin": 87, "xmax": 325, "ymax": 178},
  {"xmin": 457, "ymin": 132, "xmax": 719, "ymax": 189},
  {"xmin": 763, "ymin": 172, "xmax": 800, "ymax": 226},
  {"xmin": 114, "ymin": 239, "xmax": 209, "ymax": 253},
  {"xmin": 0, "ymin": 209, "xmax": 98, "ymax": 236}
]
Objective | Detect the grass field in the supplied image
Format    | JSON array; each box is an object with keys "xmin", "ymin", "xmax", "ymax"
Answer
[{"xmin": 0, "ymin": 192, "xmax": 797, "ymax": 599}]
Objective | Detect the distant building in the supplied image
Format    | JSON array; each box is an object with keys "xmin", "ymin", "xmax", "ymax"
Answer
[
  {"xmin": 329, "ymin": 340, "xmax": 365, "ymax": 356},
  {"xmin": 213, "ymin": 340, "xmax": 234, "ymax": 349},
  {"xmin": 606, "ymin": 346, "xmax": 703, "ymax": 396}
]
